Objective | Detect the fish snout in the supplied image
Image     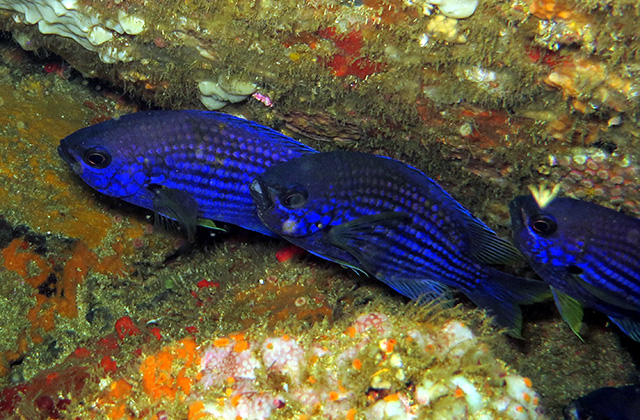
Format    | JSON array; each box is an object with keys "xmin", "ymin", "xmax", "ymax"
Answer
[
  {"xmin": 57, "ymin": 143, "xmax": 77, "ymax": 165},
  {"xmin": 57, "ymin": 142, "xmax": 85, "ymax": 174},
  {"xmin": 250, "ymin": 177, "xmax": 273, "ymax": 211}
]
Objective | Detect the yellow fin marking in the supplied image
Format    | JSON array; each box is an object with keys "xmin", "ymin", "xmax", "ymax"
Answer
[{"xmin": 528, "ymin": 183, "xmax": 561, "ymax": 209}]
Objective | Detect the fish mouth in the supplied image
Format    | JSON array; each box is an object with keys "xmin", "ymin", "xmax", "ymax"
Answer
[
  {"xmin": 57, "ymin": 143, "xmax": 85, "ymax": 175},
  {"xmin": 57, "ymin": 143, "xmax": 77, "ymax": 166},
  {"xmin": 250, "ymin": 177, "xmax": 273, "ymax": 211}
]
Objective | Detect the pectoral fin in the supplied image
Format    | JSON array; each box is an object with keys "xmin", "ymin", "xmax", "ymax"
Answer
[
  {"xmin": 328, "ymin": 212, "xmax": 449, "ymax": 302},
  {"xmin": 150, "ymin": 185, "xmax": 198, "ymax": 242},
  {"xmin": 552, "ymin": 287, "xmax": 584, "ymax": 340},
  {"xmin": 328, "ymin": 211, "xmax": 411, "ymax": 268},
  {"xmin": 197, "ymin": 218, "xmax": 227, "ymax": 232}
]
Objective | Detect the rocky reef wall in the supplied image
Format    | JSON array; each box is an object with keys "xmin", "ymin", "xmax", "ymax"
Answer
[{"xmin": 1, "ymin": 0, "xmax": 639, "ymax": 227}]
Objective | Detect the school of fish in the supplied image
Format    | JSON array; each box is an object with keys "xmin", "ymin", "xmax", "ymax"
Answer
[{"xmin": 58, "ymin": 110, "xmax": 640, "ymax": 344}]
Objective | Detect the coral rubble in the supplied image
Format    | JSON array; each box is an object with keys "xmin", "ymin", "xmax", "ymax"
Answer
[{"xmin": 3, "ymin": 303, "xmax": 547, "ymax": 420}]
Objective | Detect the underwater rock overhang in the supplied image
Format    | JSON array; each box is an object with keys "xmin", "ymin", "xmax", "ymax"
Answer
[{"xmin": 1, "ymin": 0, "xmax": 640, "ymax": 226}]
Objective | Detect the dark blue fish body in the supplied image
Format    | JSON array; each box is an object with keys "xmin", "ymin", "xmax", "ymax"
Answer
[
  {"xmin": 58, "ymin": 110, "xmax": 316, "ymax": 237},
  {"xmin": 250, "ymin": 151, "xmax": 549, "ymax": 335},
  {"xmin": 510, "ymin": 194, "xmax": 640, "ymax": 341},
  {"xmin": 564, "ymin": 384, "xmax": 640, "ymax": 420}
]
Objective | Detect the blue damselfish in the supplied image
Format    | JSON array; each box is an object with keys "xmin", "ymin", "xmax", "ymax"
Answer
[
  {"xmin": 510, "ymin": 193, "xmax": 640, "ymax": 341},
  {"xmin": 250, "ymin": 151, "xmax": 549, "ymax": 335},
  {"xmin": 58, "ymin": 110, "xmax": 316, "ymax": 239},
  {"xmin": 564, "ymin": 384, "xmax": 640, "ymax": 420}
]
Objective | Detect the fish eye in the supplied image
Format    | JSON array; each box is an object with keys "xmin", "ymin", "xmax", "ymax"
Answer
[
  {"xmin": 280, "ymin": 187, "xmax": 308, "ymax": 209},
  {"xmin": 529, "ymin": 214, "xmax": 557, "ymax": 235},
  {"xmin": 83, "ymin": 148, "xmax": 112, "ymax": 168}
]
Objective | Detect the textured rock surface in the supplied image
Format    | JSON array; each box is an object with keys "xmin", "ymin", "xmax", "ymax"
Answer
[{"xmin": 1, "ymin": 0, "xmax": 640, "ymax": 228}]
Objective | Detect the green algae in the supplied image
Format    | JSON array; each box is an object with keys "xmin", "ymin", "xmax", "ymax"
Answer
[{"xmin": 0, "ymin": 272, "xmax": 34, "ymax": 355}]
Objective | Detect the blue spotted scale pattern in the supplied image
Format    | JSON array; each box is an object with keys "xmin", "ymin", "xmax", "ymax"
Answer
[
  {"xmin": 58, "ymin": 110, "xmax": 316, "ymax": 237},
  {"xmin": 510, "ymin": 194, "xmax": 640, "ymax": 341},
  {"xmin": 250, "ymin": 151, "xmax": 549, "ymax": 335}
]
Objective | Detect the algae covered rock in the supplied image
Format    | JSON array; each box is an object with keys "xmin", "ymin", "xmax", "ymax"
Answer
[{"xmin": 48, "ymin": 303, "xmax": 546, "ymax": 420}]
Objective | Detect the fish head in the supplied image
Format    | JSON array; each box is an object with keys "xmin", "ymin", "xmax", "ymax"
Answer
[
  {"xmin": 58, "ymin": 120, "xmax": 148, "ymax": 199},
  {"xmin": 509, "ymin": 194, "xmax": 588, "ymax": 278},
  {"xmin": 250, "ymin": 156, "xmax": 337, "ymax": 238}
]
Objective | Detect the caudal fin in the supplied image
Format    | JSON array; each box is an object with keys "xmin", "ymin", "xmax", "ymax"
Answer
[{"xmin": 469, "ymin": 269, "xmax": 551, "ymax": 337}]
